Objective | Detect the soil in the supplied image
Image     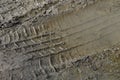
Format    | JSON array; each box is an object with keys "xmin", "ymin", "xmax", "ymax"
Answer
[{"xmin": 0, "ymin": 0, "xmax": 120, "ymax": 80}]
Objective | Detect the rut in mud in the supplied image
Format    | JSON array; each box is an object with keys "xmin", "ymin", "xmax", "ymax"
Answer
[{"xmin": 0, "ymin": 0, "xmax": 120, "ymax": 80}]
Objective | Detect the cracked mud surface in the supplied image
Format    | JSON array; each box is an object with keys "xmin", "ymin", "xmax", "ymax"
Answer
[{"xmin": 0, "ymin": 0, "xmax": 120, "ymax": 80}]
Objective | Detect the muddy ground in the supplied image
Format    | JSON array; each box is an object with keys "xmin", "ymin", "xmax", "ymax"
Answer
[{"xmin": 0, "ymin": 0, "xmax": 120, "ymax": 80}]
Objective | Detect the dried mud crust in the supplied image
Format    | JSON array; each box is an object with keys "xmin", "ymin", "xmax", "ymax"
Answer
[{"xmin": 0, "ymin": 0, "xmax": 120, "ymax": 80}]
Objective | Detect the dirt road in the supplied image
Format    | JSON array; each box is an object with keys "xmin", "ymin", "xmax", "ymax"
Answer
[{"xmin": 0, "ymin": 0, "xmax": 120, "ymax": 80}]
